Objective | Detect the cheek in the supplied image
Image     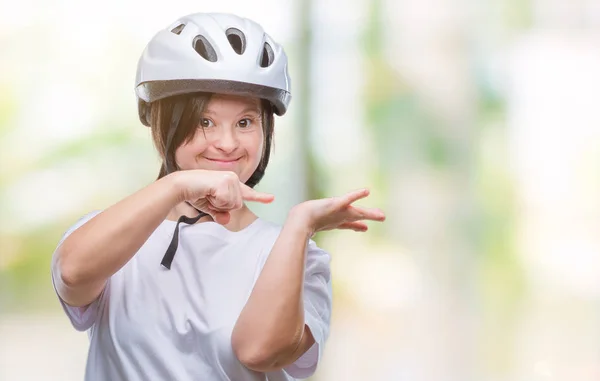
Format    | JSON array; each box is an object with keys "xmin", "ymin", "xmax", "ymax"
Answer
[
  {"xmin": 254, "ymin": 134, "xmax": 264, "ymax": 160},
  {"xmin": 245, "ymin": 131, "xmax": 264, "ymax": 164},
  {"xmin": 174, "ymin": 134, "xmax": 208, "ymax": 169}
]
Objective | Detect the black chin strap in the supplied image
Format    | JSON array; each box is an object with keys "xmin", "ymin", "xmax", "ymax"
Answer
[
  {"xmin": 161, "ymin": 213, "xmax": 204, "ymax": 269},
  {"xmin": 160, "ymin": 100, "xmax": 208, "ymax": 270}
]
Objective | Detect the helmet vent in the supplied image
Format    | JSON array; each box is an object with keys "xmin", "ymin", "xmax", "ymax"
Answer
[
  {"xmin": 193, "ymin": 35, "xmax": 218, "ymax": 62},
  {"xmin": 225, "ymin": 28, "xmax": 246, "ymax": 55},
  {"xmin": 170, "ymin": 24, "xmax": 185, "ymax": 35},
  {"xmin": 260, "ymin": 42, "xmax": 274, "ymax": 68}
]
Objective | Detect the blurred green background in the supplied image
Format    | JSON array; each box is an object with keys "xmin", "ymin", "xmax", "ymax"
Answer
[{"xmin": 1, "ymin": 0, "xmax": 600, "ymax": 380}]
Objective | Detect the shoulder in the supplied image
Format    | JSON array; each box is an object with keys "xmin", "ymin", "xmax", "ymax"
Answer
[
  {"xmin": 59, "ymin": 210, "xmax": 103, "ymax": 243},
  {"xmin": 254, "ymin": 217, "xmax": 283, "ymax": 233},
  {"xmin": 255, "ymin": 218, "xmax": 330, "ymax": 253},
  {"xmin": 254, "ymin": 216, "xmax": 331, "ymax": 250},
  {"xmin": 72, "ymin": 210, "xmax": 103, "ymax": 227},
  {"xmin": 251, "ymin": 217, "xmax": 288, "ymax": 243}
]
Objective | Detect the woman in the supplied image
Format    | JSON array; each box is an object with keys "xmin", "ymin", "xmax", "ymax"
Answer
[{"xmin": 51, "ymin": 12, "xmax": 385, "ymax": 381}]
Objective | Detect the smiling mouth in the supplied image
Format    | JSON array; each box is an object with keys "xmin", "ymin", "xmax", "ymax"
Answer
[{"xmin": 204, "ymin": 157, "xmax": 241, "ymax": 163}]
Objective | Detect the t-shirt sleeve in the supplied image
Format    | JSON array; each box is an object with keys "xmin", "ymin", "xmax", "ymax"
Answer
[
  {"xmin": 284, "ymin": 238, "xmax": 333, "ymax": 379},
  {"xmin": 51, "ymin": 210, "xmax": 106, "ymax": 332}
]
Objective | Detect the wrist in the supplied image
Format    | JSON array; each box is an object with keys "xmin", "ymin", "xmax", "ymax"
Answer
[
  {"xmin": 161, "ymin": 171, "xmax": 186, "ymax": 204},
  {"xmin": 286, "ymin": 206, "xmax": 315, "ymax": 237}
]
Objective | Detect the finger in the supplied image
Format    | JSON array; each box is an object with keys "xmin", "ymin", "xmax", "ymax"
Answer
[
  {"xmin": 208, "ymin": 187, "xmax": 241, "ymax": 210},
  {"xmin": 212, "ymin": 211, "xmax": 231, "ymax": 225},
  {"xmin": 338, "ymin": 221, "xmax": 369, "ymax": 232},
  {"xmin": 348, "ymin": 205, "xmax": 386, "ymax": 222},
  {"xmin": 205, "ymin": 205, "xmax": 231, "ymax": 225},
  {"xmin": 229, "ymin": 178, "xmax": 243, "ymax": 209},
  {"xmin": 206, "ymin": 194, "xmax": 231, "ymax": 210},
  {"xmin": 339, "ymin": 188, "xmax": 370, "ymax": 206},
  {"xmin": 232, "ymin": 180, "xmax": 243, "ymax": 210},
  {"xmin": 240, "ymin": 183, "xmax": 275, "ymax": 204}
]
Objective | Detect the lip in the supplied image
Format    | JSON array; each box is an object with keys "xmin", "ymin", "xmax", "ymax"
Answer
[
  {"xmin": 204, "ymin": 157, "xmax": 241, "ymax": 163},
  {"xmin": 203, "ymin": 157, "xmax": 242, "ymax": 167}
]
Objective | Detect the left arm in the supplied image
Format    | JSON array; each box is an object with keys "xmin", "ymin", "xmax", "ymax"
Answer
[
  {"xmin": 231, "ymin": 207, "xmax": 315, "ymax": 372},
  {"xmin": 231, "ymin": 188, "xmax": 385, "ymax": 372}
]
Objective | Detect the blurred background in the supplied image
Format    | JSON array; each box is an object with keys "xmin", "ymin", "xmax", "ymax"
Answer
[{"xmin": 1, "ymin": 0, "xmax": 600, "ymax": 380}]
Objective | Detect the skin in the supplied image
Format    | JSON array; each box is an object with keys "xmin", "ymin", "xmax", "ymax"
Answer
[{"xmin": 52, "ymin": 94, "xmax": 385, "ymax": 373}]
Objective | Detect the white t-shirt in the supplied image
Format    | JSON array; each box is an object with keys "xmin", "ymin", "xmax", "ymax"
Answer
[{"xmin": 51, "ymin": 211, "xmax": 332, "ymax": 381}]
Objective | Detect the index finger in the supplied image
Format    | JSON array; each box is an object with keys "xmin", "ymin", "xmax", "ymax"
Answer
[
  {"xmin": 240, "ymin": 182, "xmax": 275, "ymax": 204},
  {"xmin": 339, "ymin": 188, "xmax": 370, "ymax": 206}
]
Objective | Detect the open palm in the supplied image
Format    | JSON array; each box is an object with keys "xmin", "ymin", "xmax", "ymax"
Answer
[{"xmin": 295, "ymin": 189, "xmax": 386, "ymax": 234}]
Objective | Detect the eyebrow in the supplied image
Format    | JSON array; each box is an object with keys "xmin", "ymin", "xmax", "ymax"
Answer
[
  {"xmin": 238, "ymin": 107, "xmax": 261, "ymax": 116},
  {"xmin": 203, "ymin": 107, "xmax": 261, "ymax": 117}
]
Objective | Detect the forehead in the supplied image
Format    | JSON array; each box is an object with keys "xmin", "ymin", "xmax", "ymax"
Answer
[{"xmin": 204, "ymin": 94, "xmax": 261, "ymax": 115}]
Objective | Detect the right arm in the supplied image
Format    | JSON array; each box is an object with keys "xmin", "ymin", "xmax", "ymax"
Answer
[
  {"xmin": 52, "ymin": 170, "xmax": 273, "ymax": 308},
  {"xmin": 53, "ymin": 173, "xmax": 184, "ymax": 307}
]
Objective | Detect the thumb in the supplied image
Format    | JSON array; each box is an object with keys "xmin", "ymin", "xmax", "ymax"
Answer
[{"xmin": 240, "ymin": 183, "xmax": 275, "ymax": 204}]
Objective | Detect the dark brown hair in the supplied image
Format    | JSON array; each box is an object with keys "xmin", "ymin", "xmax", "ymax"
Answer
[{"xmin": 150, "ymin": 92, "xmax": 274, "ymax": 188}]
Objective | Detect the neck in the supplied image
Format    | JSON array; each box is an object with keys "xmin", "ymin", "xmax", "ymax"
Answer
[{"xmin": 166, "ymin": 202, "xmax": 258, "ymax": 232}]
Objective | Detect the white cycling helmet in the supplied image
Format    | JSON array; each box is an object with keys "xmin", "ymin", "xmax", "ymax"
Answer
[{"xmin": 135, "ymin": 12, "xmax": 292, "ymax": 126}]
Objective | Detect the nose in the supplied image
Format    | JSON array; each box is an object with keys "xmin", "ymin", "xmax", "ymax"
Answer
[{"xmin": 212, "ymin": 126, "xmax": 239, "ymax": 154}]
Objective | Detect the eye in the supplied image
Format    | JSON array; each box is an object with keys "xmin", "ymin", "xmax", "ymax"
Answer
[
  {"xmin": 200, "ymin": 118, "xmax": 214, "ymax": 128},
  {"xmin": 237, "ymin": 118, "xmax": 252, "ymax": 128}
]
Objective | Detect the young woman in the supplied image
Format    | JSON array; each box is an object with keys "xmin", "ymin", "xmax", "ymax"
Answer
[{"xmin": 51, "ymin": 12, "xmax": 385, "ymax": 381}]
